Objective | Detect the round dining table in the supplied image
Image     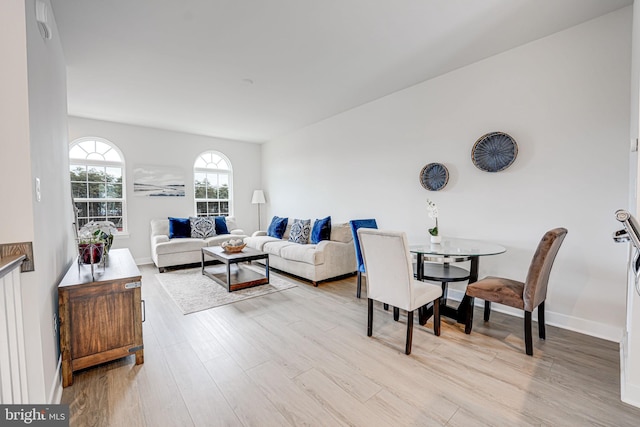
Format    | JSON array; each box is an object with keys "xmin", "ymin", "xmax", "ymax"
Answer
[{"xmin": 409, "ymin": 237, "xmax": 506, "ymax": 332}]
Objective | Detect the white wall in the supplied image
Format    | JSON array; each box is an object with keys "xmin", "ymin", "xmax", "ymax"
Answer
[
  {"xmin": 263, "ymin": 8, "xmax": 632, "ymax": 341},
  {"xmin": 67, "ymin": 117, "xmax": 263, "ymax": 264},
  {"xmin": 1, "ymin": 0, "xmax": 72, "ymax": 403}
]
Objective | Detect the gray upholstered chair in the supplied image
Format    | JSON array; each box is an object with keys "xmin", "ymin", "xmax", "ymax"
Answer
[
  {"xmin": 358, "ymin": 228, "xmax": 442, "ymax": 355},
  {"xmin": 464, "ymin": 227, "xmax": 568, "ymax": 355}
]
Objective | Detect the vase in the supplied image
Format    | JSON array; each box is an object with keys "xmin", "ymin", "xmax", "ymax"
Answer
[
  {"xmin": 430, "ymin": 235, "xmax": 441, "ymax": 244},
  {"xmin": 78, "ymin": 242, "xmax": 105, "ymax": 264}
]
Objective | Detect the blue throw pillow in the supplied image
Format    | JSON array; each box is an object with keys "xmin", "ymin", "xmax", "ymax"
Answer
[
  {"xmin": 311, "ymin": 216, "xmax": 331, "ymax": 244},
  {"xmin": 214, "ymin": 216, "xmax": 230, "ymax": 235},
  {"xmin": 168, "ymin": 217, "xmax": 191, "ymax": 239},
  {"xmin": 267, "ymin": 216, "xmax": 288, "ymax": 239}
]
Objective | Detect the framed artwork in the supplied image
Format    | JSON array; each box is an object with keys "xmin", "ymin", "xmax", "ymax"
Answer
[{"xmin": 133, "ymin": 165, "xmax": 186, "ymax": 197}]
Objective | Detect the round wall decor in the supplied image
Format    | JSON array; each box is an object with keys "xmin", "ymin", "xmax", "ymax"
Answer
[
  {"xmin": 472, "ymin": 132, "xmax": 518, "ymax": 172},
  {"xmin": 420, "ymin": 163, "xmax": 449, "ymax": 191}
]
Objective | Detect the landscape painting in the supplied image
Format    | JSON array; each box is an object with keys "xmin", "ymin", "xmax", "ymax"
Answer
[{"xmin": 133, "ymin": 165, "xmax": 186, "ymax": 197}]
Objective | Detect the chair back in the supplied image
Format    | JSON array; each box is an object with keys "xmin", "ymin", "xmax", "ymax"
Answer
[
  {"xmin": 524, "ymin": 227, "xmax": 568, "ymax": 311},
  {"xmin": 357, "ymin": 229, "xmax": 415, "ymax": 310},
  {"xmin": 349, "ymin": 219, "xmax": 378, "ymax": 273}
]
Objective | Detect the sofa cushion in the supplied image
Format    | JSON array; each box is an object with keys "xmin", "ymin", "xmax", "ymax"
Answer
[
  {"xmin": 280, "ymin": 243, "xmax": 324, "ymax": 265},
  {"xmin": 262, "ymin": 240, "xmax": 296, "ymax": 257},
  {"xmin": 168, "ymin": 217, "xmax": 191, "ymax": 238},
  {"xmin": 289, "ymin": 219, "xmax": 311, "ymax": 244},
  {"xmin": 311, "ymin": 216, "xmax": 331, "ymax": 244},
  {"xmin": 214, "ymin": 216, "xmax": 230, "ymax": 235},
  {"xmin": 244, "ymin": 235, "xmax": 281, "ymax": 251},
  {"xmin": 267, "ymin": 216, "xmax": 288, "ymax": 238},
  {"xmin": 155, "ymin": 238, "xmax": 206, "ymax": 255},
  {"xmin": 190, "ymin": 216, "xmax": 216, "ymax": 238}
]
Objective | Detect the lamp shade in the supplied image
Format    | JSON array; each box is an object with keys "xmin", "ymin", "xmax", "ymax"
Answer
[{"xmin": 251, "ymin": 190, "xmax": 266, "ymax": 204}]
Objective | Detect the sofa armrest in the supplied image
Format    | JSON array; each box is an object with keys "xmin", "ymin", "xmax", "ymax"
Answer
[
  {"xmin": 252, "ymin": 231, "xmax": 267, "ymax": 237},
  {"xmin": 316, "ymin": 240, "xmax": 357, "ymax": 272},
  {"xmin": 153, "ymin": 235, "xmax": 170, "ymax": 245}
]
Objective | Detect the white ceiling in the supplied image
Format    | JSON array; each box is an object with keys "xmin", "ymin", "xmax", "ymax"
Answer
[{"xmin": 50, "ymin": 0, "xmax": 632, "ymax": 143}]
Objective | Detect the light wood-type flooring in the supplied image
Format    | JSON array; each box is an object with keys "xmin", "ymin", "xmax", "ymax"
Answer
[{"xmin": 62, "ymin": 264, "xmax": 640, "ymax": 426}]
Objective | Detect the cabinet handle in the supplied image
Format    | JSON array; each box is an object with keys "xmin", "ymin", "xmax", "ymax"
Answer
[{"xmin": 141, "ymin": 299, "xmax": 146, "ymax": 323}]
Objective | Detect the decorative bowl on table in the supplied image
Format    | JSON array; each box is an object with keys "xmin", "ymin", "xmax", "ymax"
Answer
[{"xmin": 221, "ymin": 239, "xmax": 246, "ymax": 253}]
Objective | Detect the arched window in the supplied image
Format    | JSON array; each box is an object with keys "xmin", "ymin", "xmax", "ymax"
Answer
[
  {"xmin": 69, "ymin": 137, "xmax": 126, "ymax": 232},
  {"xmin": 194, "ymin": 151, "xmax": 232, "ymax": 217}
]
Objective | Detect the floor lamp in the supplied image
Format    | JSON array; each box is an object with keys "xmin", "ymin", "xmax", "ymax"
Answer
[{"xmin": 251, "ymin": 190, "xmax": 266, "ymax": 230}]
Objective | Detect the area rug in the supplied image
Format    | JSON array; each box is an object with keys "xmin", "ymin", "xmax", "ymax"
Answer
[{"xmin": 155, "ymin": 265, "xmax": 297, "ymax": 314}]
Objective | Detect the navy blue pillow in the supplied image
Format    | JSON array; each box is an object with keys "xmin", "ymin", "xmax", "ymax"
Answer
[
  {"xmin": 267, "ymin": 216, "xmax": 288, "ymax": 239},
  {"xmin": 214, "ymin": 216, "xmax": 230, "ymax": 235},
  {"xmin": 168, "ymin": 217, "xmax": 191, "ymax": 238},
  {"xmin": 311, "ymin": 216, "xmax": 331, "ymax": 244}
]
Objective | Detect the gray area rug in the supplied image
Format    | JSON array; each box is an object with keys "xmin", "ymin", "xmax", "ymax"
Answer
[{"xmin": 155, "ymin": 265, "xmax": 297, "ymax": 314}]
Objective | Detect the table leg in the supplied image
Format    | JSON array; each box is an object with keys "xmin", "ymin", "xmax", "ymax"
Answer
[
  {"xmin": 201, "ymin": 249, "xmax": 205, "ymax": 275},
  {"xmin": 455, "ymin": 257, "xmax": 479, "ymax": 324},
  {"xmin": 265, "ymin": 256, "xmax": 270, "ymax": 283},
  {"xmin": 416, "ymin": 253, "xmax": 424, "ymax": 280}
]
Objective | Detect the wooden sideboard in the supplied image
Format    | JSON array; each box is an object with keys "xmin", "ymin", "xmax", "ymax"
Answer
[{"xmin": 58, "ymin": 248, "xmax": 144, "ymax": 387}]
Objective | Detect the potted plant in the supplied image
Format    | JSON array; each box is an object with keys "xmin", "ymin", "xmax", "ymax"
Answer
[
  {"xmin": 427, "ymin": 199, "xmax": 441, "ymax": 244},
  {"xmin": 77, "ymin": 221, "xmax": 117, "ymax": 264}
]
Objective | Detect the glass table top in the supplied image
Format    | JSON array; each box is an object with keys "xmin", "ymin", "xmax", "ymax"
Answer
[{"xmin": 409, "ymin": 237, "xmax": 506, "ymax": 257}]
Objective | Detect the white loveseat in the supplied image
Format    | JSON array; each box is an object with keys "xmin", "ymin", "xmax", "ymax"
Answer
[
  {"xmin": 150, "ymin": 217, "xmax": 247, "ymax": 272},
  {"xmin": 243, "ymin": 221, "xmax": 356, "ymax": 285}
]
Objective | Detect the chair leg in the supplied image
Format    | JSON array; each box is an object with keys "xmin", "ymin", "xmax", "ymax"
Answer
[
  {"xmin": 484, "ymin": 301, "xmax": 491, "ymax": 321},
  {"xmin": 405, "ymin": 310, "xmax": 414, "ymax": 355},
  {"xmin": 524, "ymin": 311, "xmax": 533, "ymax": 356},
  {"xmin": 538, "ymin": 301, "xmax": 546, "ymax": 340},
  {"xmin": 393, "ymin": 307, "xmax": 400, "ymax": 321},
  {"xmin": 367, "ymin": 298, "xmax": 373, "ymax": 337},
  {"xmin": 418, "ymin": 305, "xmax": 426, "ymax": 325},
  {"xmin": 383, "ymin": 303, "xmax": 389, "ymax": 311},
  {"xmin": 465, "ymin": 296, "xmax": 475, "ymax": 334},
  {"xmin": 356, "ymin": 272, "xmax": 362, "ymax": 298},
  {"xmin": 433, "ymin": 298, "xmax": 441, "ymax": 336}
]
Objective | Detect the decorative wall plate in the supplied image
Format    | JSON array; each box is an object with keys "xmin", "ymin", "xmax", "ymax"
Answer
[
  {"xmin": 472, "ymin": 132, "xmax": 518, "ymax": 172},
  {"xmin": 420, "ymin": 163, "xmax": 449, "ymax": 191}
]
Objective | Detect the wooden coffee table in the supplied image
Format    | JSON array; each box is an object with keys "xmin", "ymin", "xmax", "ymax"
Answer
[{"xmin": 201, "ymin": 246, "xmax": 269, "ymax": 292}]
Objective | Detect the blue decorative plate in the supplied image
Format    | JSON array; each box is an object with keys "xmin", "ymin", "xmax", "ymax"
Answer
[
  {"xmin": 472, "ymin": 132, "xmax": 518, "ymax": 172},
  {"xmin": 420, "ymin": 163, "xmax": 449, "ymax": 191}
]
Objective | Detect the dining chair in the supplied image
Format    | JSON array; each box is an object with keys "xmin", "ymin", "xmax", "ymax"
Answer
[
  {"xmin": 464, "ymin": 227, "xmax": 568, "ymax": 356},
  {"xmin": 358, "ymin": 228, "xmax": 442, "ymax": 355},
  {"xmin": 349, "ymin": 219, "xmax": 378, "ymax": 298}
]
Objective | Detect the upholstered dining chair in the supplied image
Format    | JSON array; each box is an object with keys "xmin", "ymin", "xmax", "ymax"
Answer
[
  {"xmin": 349, "ymin": 219, "xmax": 378, "ymax": 298},
  {"xmin": 464, "ymin": 227, "xmax": 568, "ymax": 356},
  {"xmin": 357, "ymin": 228, "xmax": 442, "ymax": 355}
]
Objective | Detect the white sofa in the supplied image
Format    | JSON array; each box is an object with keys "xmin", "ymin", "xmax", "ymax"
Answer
[
  {"xmin": 243, "ymin": 221, "xmax": 356, "ymax": 285},
  {"xmin": 150, "ymin": 217, "xmax": 247, "ymax": 272}
]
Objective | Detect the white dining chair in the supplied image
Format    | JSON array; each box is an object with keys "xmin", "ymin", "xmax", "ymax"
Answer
[{"xmin": 357, "ymin": 228, "xmax": 442, "ymax": 355}]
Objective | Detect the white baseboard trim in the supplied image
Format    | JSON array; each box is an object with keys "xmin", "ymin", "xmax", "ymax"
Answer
[
  {"xmin": 135, "ymin": 257, "xmax": 153, "ymax": 266},
  {"xmin": 48, "ymin": 356, "xmax": 63, "ymax": 404},
  {"xmin": 447, "ymin": 289, "xmax": 623, "ymax": 343}
]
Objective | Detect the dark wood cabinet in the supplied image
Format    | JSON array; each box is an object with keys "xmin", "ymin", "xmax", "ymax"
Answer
[{"xmin": 59, "ymin": 248, "xmax": 143, "ymax": 387}]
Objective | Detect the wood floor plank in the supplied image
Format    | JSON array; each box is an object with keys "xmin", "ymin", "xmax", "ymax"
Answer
[{"xmin": 203, "ymin": 354, "xmax": 293, "ymax": 426}]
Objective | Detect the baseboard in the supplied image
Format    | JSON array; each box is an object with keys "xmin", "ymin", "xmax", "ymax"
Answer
[
  {"xmin": 447, "ymin": 289, "xmax": 623, "ymax": 343},
  {"xmin": 135, "ymin": 257, "xmax": 153, "ymax": 266},
  {"xmin": 48, "ymin": 356, "xmax": 63, "ymax": 404}
]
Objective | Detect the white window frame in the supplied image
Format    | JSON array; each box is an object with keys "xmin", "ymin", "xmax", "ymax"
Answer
[
  {"xmin": 194, "ymin": 151, "xmax": 233, "ymax": 217},
  {"xmin": 69, "ymin": 137, "xmax": 127, "ymax": 233}
]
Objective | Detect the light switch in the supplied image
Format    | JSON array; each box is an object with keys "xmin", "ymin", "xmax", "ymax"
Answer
[{"xmin": 35, "ymin": 177, "xmax": 41, "ymax": 202}]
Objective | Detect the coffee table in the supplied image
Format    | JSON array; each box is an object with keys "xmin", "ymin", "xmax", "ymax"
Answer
[{"xmin": 201, "ymin": 246, "xmax": 269, "ymax": 292}]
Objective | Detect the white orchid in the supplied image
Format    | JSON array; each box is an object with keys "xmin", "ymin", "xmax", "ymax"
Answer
[{"xmin": 426, "ymin": 199, "xmax": 439, "ymax": 236}]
